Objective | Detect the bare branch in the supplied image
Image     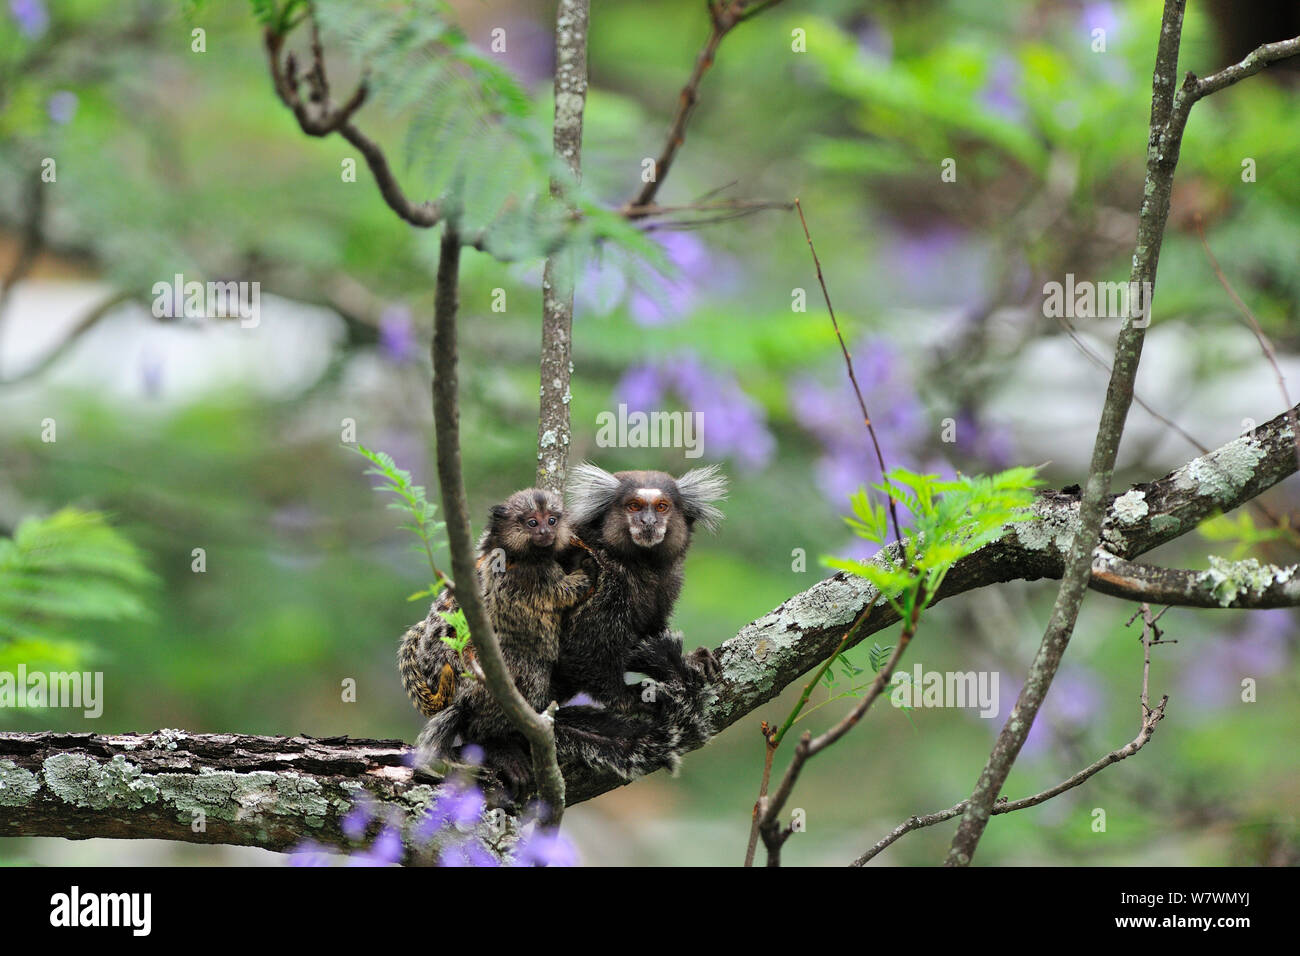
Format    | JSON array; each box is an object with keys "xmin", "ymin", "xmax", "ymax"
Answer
[
  {"xmin": 431, "ymin": 226, "xmax": 565, "ymax": 824},
  {"xmin": 537, "ymin": 0, "xmax": 590, "ymax": 492},
  {"xmin": 757, "ymin": 593, "xmax": 922, "ymax": 866},
  {"xmin": 945, "ymin": 4, "xmax": 1300, "ymax": 868},
  {"xmin": 1195, "ymin": 217, "xmax": 1300, "ymax": 472},
  {"xmin": 264, "ymin": 27, "xmax": 443, "ymax": 230},
  {"xmin": 624, "ymin": 0, "xmax": 788, "ymax": 216},
  {"xmin": 853, "ymin": 606, "xmax": 1170, "ymax": 866},
  {"xmin": 0, "ymin": 291, "xmax": 133, "ymax": 386},
  {"xmin": 795, "ymin": 200, "xmax": 903, "ymax": 546}
]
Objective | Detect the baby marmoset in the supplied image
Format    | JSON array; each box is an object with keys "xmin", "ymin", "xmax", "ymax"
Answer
[
  {"xmin": 555, "ymin": 463, "xmax": 727, "ymax": 738},
  {"xmin": 399, "ymin": 487, "xmax": 589, "ymax": 787}
]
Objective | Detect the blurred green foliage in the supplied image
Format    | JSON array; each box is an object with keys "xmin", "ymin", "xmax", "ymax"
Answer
[{"xmin": 0, "ymin": 0, "xmax": 1297, "ymax": 866}]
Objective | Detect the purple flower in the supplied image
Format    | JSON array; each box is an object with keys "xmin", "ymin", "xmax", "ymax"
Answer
[
  {"xmin": 574, "ymin": 254, "xmax": 629, "ymax": 317},
  {"xmin": 791, "ymin": 340, "xmax": 926, "ymax": 504},
  {"xmin": 487, "ymin": 17, "xmax": 553, "ymax": 86},
  {"xmin": 629, "ymin": 232, "xmax": 736, "ymax": 327},
  {"xmin": 514, "ymin": 827, "xmax": 579, "ymax": 867},
  {"xmin": 854, "ymin": 16, "xmax": 892, "ymax": 62},
  {"xmin": 458, "ymin": 744, "xmax": 485, "ymax": 767},
  {"xmin": 614, "ymin": 364, "xmax": 666, "ymax": 413},
  {"xmin": 416, "ymin": 781, "xmax": 486, "ymax": 842},
  {"xmin": 613, "ymin": 357, "xmax": 776, "ymax": 471},
  {"xmin": 379, "ymin": 304, "xmax": 417, "ymax": 364},
  {"xmin": 989, "ymin": 667, "xmax": 1104, "ymax": 760},
  {"xmin": 138, "ymin": 349, "xmax": 163, "ymax": 398},
  {"xmin": 1180, "ymin": 610, "xmax": 1293, "ymax": 714},
  {"xmin": 9, "ymin": 0, "xmax": 48, "ymax": 38},
  {"xmin": 347, "ymin": 825, "xmax": 404, "ymax": 867},
  {"xmin": 341, "ymin": 795, "xmax": 375, "ymax": 841},
  {"xmin": 877, "ymin": 224, "xmax": 994, "ymax": 309},
  {"xmin": 951, "ymin": 409, "xmax": 1017, "ymax": 470},
  {"xmin": 288, "ymin": 840, "xmax": 333, "ymax": 867},
  {"xmin": 672, "ymin": 356, "xmax": 775, "ymax": 470},
  {"xmin": 440, "ymin": 839, "xmax": 500, "ymax": 868},
  {"xmin": 47, "ymin": 91, "xmax": 77, "ymax": 125},
  {"xmin": 1079, "ymin": 2, "xmax": 1120, "ymax": 38},
  {"xmin": 981, "ymin": 55, "xmax": 1024, "ymax": 122}
]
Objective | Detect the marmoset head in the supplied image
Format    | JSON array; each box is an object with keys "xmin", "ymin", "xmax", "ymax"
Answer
[
  {"xmin": 566, "ymin": 463, "xmax": 727, "ymax": 552},
  {"xmin": 487, "ymin": 488, "xmax": 571, "ymax": 556}
]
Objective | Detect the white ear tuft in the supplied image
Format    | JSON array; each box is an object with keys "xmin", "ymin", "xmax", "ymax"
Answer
[
  {"xmin": 566, "ymin": 462, "xmax": 622, "ymax": 528},
  {"xmin": 676, "ymin": 464, "xmax": 727, "ymax": 533}
]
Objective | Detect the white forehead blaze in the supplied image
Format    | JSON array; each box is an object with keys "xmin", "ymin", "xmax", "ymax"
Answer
[{"xmin": 635, "ymin": 489, "xmax": 666, "ymax": 503}]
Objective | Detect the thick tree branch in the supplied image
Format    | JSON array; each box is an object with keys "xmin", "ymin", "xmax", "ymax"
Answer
[
  {"xmin": 563, "ymin": 399, "xmax": 1300, "ymax": 804},
  {"xmin": 2, "ymin": 404, "xmax": 1296, "ymax": 848},
  {"xmin": 0, "ymin": 730, "xmax": 452, "ymax": 860}
]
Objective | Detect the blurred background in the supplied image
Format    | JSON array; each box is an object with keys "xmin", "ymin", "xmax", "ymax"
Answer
[{"xmin": 1, "ymin": 0, "xmax": 1297, "ymax": 866}]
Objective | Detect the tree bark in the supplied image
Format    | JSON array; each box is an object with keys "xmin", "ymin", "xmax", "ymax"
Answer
[{"xmin": 3, "ymin": 402, "xmax": 1298, "ymax": 847}]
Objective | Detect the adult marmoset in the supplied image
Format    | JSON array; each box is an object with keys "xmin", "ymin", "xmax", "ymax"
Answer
[
  {"xmin": 554, "ymin": 463, "xmax": 727, "ymax": 740},
  {"xmin": 399, "ymin": 488, "xmax": 589, "ymax": 785}
]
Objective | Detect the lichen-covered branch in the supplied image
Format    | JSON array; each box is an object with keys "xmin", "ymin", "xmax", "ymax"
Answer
[
  {"xmin": 537, "ymin": 0, "xmax": 590, "ymax": 492},
  {"xmin": 3, "ymin": 407, "xmax": 1296, "ymax": 849},
  {"xmin": 562, "ymin": 400, "xmax": 1300, "ymax": 804},
  {"xmin": 944, "ymin": 6, "xmax": 1300, "ymax": 868},
  {"xmin": 0, "ymin": 730, "xmax": 455, "ymax": 860}
]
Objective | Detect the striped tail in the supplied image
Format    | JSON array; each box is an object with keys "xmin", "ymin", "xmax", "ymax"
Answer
[{"xmin": 398, "ymin": 623, "xmax": 457, "ymax": 718}]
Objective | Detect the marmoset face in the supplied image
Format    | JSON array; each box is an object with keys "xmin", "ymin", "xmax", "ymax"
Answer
[
  {"xmin": 621, "ymin": 484, "xmax": 676, "ymax": 548},
  {"xmin": 494, "ymin": 488, "xmax": 569, "ymax": 553}
]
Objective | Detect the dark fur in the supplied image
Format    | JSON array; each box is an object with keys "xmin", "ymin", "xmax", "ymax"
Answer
[
  {"xmin": 400, "ymin": 489, "xmax": 588, "ymax": 791},
  {"xmin": 554, "ymin": 464, "xmax": 726, "ymax": 735},
  {"xmin": 400, "ymin": 485, "xmax": 716, "ymax": 800}
]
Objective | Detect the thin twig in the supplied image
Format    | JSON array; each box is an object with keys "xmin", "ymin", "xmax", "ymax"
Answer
[
  {"xmin": 795, "ymin": 199, "xmax": 904, "ymax": 547},
  {"xmin": 854, "ymin": 606, "xmax": 1169, "ymax": 865},
  {"xmin": 430, "ymin": 224, "xmax": 565, "ymax": 826},
  {"xmin": 756, "ymin": 588, "xmax": 923, "ymax": 865},
  {"xmin": 624, "ymin": 0, "xmax": 788, "ymax": 216},
  {"xmin": 1194, "ymin": 215, "xmax": 1300, "ymax": 472}
]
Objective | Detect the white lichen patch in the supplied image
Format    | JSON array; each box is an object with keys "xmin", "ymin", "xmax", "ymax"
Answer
[
  {"xmin": 43, "ymin": 753, "xmax": 160, "ymax": 811},
  {"xmin": 0, "ymin": 760, "xmax": 41, "ymax": 806},
  {"xmin": 717, "ymin": 573, "xmax": 875, "ymax": 695},
  {"xmin": 1198, "ymin": 556, "xmax": 1297, "ymax": 607},
  {"xmin": 1113, "ymin": 490, "xmax": 1149, "ymax": 524},
  {"xmin": 1015, "ymin": 498, "xmax": 1080, "ymax": 553},
  {"xmin": 1175, "ymin": 437, "xmax": 1266, "ymax": 503}
]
